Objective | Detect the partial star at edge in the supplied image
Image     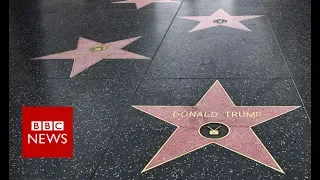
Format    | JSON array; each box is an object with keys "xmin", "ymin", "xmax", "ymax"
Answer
[{"xmin": 112, "ymin": 0, "xmax": 177, "ymax": 9}]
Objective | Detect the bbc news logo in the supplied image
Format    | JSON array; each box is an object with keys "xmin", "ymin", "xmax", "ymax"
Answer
[
  {"xmin": 22, "ymin": 106, "xmax": 73, "ymax": 158},
  {"xmin": 28, "ymin": 121, "xmax": 67, "ymax": 144}
]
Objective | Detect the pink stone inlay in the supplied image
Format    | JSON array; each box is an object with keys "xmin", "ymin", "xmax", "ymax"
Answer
[
  {"xmin": 112, "ymin": 0, "xmax": 177, "ymax": 9},
  {"xmin": 31, "ymin": 37, "xmax": 150, "ymax": 78},
  {"xmin": 178, "ymin": 9, "xmax": 263, "ymax": 32},
  {"xmin": 133, "ymin": 80, "xmax": 299, "ymax": 173}
]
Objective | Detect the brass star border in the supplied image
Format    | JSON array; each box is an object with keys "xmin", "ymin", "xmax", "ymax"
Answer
[{"xmin": 133, "ymin": 80, "xmax": 300, "ymax": 173}]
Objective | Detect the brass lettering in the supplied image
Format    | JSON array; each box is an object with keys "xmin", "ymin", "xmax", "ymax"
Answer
[
  {"xmin": 226, "ymin": 111, "xmax": 230, "ymax": 117},
  {"xmin": 226, "ymin": 111, "xmax": 262, "ymax": 118},
  {"xmin": 173, "ymin": 111, "xmax": 180, "ymax": 117},
  {"xmin": 238, "ymin": 111, "xmax": 245, "ymax": 117},
  {"xmin": 196, "ymin": 112, "xmax": 203, "ymax": 117},
  {"xmin": 247, "ymin": 112, "xmax": 255, "ymax": 118},
  {"xmin": 172, "ymin": 111, "xmax": 220, "ymax": 118},
  {"xmin": 256, "ymin": 112, "xmax": 261, "ymax": 117},
  {"xmin": 232, "ymin": 112, "xmax": 238, "ymax": 117},
  {"xmin": 189, "ymin": 112, "xmax": 197, "ymax": 117},
  {"xmin": 181, "ymin": 112, "xmax": 188, "ymax": 117},
  {"xmin": 211, "ymin": 112, "xmax": 218, "ymax": 117}
]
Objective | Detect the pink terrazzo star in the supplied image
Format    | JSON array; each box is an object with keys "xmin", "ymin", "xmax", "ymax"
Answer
[
  {"xmin": 112, "ymin": 0, "xmax": 177, "ymax": 9},
  {"xmin": 133, "ymin": 80, "xmax": 299, "ymax": 173},
  {"xmin": 31, "ymin": 37, "xmax": 149, "ymax": 77},
  {"xmin": 178, "ymin": 8, "xmax": 263, "ymax": 32}
]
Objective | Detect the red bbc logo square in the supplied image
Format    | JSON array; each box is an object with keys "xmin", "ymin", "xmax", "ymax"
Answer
[{"xmin": 22, "ymin": 106, "xmax": 73, "ymax": 158}]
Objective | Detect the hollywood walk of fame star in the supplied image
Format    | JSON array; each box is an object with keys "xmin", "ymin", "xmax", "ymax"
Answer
[
  {"xmin": 133, "ymin": 80, "xmax": 299, "ymax": 173},
  {"xmin": 178, "ymin": 8, "xmax": 263, "ymax": 32},
  {"xmin": 31, "ymin": 37, "xmax": 150, "ymax": 77},
  {"xmin": 112, "ymin": 0, "xmax": 177, "ymax": 9}
]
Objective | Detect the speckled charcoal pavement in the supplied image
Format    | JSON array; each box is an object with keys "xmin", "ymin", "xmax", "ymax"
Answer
[{"xmin": 9, "ymin": 0, "xmax": 310, "ymax": 179}]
